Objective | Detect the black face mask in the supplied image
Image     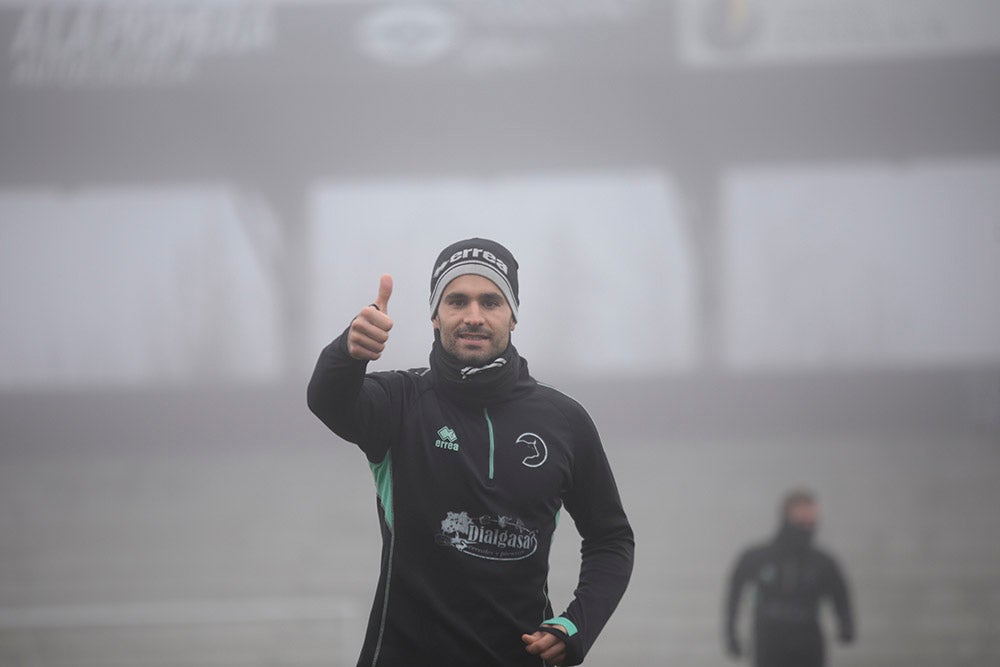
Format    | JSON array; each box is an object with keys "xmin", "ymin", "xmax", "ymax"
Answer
[{"xmin": 777, "ymin": 521, "xmax": 816, "ymax": 551}]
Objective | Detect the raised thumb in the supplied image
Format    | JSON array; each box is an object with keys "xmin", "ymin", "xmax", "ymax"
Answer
[{"xmin": 374, "ymin": 274, "xmax": 393, "ymax": 313}]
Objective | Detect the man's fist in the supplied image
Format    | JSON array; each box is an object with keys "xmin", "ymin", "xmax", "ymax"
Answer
[
  {"xmin": 347, "ymin": 274, "xmax": 394, "ymax": 361},
  {"xmin": 521, "ymin": 629, "xmax": 566, "ymax": 666}
]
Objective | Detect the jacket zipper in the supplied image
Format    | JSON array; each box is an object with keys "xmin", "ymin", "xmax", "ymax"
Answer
[{"xmin": 483, "ymin": 408, "xmax": 496, "ymax": 483}]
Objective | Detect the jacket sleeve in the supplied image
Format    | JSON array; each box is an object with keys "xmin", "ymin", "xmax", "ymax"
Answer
[
  {"xmin": 724, "ymin": 548, "xmax": 754, "ymax": 647},
  {"xmin": 306, "ymin": 326, "xmax": 397, "ymax": 463},
  {"xmin": 825, "ymin": 554, "xmax": 856, "ymax": 643},
  {"xmin": 544, "ymin": 403, "xmax": 634, "ymax": 666}
]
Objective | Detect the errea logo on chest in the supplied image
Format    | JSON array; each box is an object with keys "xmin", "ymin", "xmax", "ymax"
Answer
[{"xmin": 435, "ymin": 426, "xmax": 460, "ymax": 451}]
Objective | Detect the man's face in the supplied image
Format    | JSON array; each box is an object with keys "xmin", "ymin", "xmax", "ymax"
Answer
[
  {"xmin": 787, "ymin": 501, "xmax": 820, "ymax": 532},
  {"xmin": 433, "ymin": 274, "xmax": 516, "ymax": 365}
]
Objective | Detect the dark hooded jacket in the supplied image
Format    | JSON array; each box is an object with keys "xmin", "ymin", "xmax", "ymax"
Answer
[{"xmin": 724, "ymin": 522, "xmax": 854, "ymax": 667}]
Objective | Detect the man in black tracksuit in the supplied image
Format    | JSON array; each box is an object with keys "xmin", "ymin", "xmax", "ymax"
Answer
[
  {"xmin": 308, "ymin": 238, "xmax": 634, "ymax": 666},
  {"xmin": 724, "ymin": 489, "xmax": 855, "ymax": 667}
]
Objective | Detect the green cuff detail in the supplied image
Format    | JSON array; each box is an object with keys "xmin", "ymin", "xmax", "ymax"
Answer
[{"xmin": 543, "ymin": 616, "xmax": 578, "ymax": 637}]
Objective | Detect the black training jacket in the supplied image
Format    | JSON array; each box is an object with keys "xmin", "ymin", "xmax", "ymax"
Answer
[
  {"xmin": 308, "ymin": 331, "xmax": 634, "ymax": 667},
  {"xmin": 724, "ymin": 527, "xmax": 855, "ymax": 662}
]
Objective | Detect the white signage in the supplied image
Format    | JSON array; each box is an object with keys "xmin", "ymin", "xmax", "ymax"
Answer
[{"xmin": 678, "ymin": 0, "xmax": 1000, "ymax": 66}]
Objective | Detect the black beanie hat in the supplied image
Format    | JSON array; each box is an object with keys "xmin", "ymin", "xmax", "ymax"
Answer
[{"xmin": 429, "ymin": 238, "xmax": 519, "ymax": 320}]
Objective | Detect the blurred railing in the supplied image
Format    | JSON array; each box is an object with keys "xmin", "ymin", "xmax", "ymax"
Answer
[{"xmin": 0, "ymin": 597, "xmax": 360, "ymax": 667}]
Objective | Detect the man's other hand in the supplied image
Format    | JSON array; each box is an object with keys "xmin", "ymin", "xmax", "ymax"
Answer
[{"xmin": 522, "ymin": 627, "xmax": 567, "ymax": 666}]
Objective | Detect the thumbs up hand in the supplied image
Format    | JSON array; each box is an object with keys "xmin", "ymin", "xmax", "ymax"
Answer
[{"xmin": 347, "ymin": 274, "xmax": 394, "ymax": 361}]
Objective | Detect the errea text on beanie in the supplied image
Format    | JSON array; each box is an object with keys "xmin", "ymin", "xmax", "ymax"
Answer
[{"xmin": 429, "ymin": 238, "xmax": 519, "ymax": 321}]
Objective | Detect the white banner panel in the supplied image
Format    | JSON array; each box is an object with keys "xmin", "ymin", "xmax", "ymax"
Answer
[
  {"xmin": 722, "ymin": 159, "xmax": 1000, "ymax": 370},
  {"xmin": 308, "ymin": 170, "xmax": 698, "ymax": 377}
]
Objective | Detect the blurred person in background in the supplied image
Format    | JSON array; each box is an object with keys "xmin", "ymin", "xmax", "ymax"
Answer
[
  {"xmin": 723, "ymin": 488, "xmax": 855, "ymax": 667},
  {"xmin": 308, "ymin": 238, "xmax": 634, "ymax": 666}
]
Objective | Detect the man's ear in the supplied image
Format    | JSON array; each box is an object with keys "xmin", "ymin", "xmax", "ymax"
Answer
[
  {"xmin": 510, "ymin": 319, "xmax": 516, "ymax": 332},
  {"xmin": 432, "ymin": 315, "xmax": 440, "ymax": 331}
]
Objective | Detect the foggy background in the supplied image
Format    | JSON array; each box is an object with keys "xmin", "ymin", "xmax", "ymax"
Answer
[{"xmin": 2, "ymin": 1, "xmax": 999, "ymax": 665}]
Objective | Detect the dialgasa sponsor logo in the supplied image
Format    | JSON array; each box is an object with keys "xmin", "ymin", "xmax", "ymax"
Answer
[{"xmin": 436, "ymin": 511, "xmax": 538, "ymax": 561}]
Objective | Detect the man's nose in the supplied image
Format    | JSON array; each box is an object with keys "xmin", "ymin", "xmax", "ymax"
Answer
[{"xmin": 464, "ymin": 303, "xmax": 485, "ymax": 323}]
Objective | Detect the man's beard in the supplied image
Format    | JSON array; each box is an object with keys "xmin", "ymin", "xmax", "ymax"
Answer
[{"xmin": 443, "ymin": 326, "xmax": 507, "ymax": 365}]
